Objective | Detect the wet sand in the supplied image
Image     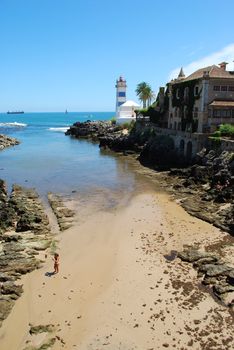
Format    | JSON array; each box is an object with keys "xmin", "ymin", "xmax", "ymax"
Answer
[{"xmin": 0, "ymin": 191, "xmax": 233, "ymax": 349}]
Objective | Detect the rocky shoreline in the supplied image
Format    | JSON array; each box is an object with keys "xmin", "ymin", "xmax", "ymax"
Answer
[
  {"xmin": 0, "ymin": 181, "xmax": 53, "ymax": 327},
  {"xmin": 66, "ymin": 120, "xmax": 234, "ymax": 235},
  {"xmin": 0, "ymin": 134, "xmax": 20, "ymax": 150}
]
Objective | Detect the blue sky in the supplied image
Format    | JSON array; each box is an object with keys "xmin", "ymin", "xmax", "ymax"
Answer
[{"xmin": 1, "ymin": 0, "xmax": 234, "ymax": 112}]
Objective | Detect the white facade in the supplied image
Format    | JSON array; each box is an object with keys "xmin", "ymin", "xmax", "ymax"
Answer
[
  {"xmin": 115, "ymin": 76, "xmax": 127, "ymax": 117},
  {"xmin": 117, "ymin": 100, "xmax": 141, "ymax": 124}
]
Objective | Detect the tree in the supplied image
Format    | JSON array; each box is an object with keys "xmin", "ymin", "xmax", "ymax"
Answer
[{"xmin": 135, "ymin": 82, "xmax": 154, "ymax": 108}]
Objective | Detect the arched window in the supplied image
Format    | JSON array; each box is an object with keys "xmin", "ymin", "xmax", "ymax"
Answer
[{"xmin": 180, "ymin": 139, "xmax": 185, "ymax": 154}]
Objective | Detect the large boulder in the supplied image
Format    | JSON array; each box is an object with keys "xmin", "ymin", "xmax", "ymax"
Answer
[{"xmin": 139, "ymin": 135, "xmax": 182, "ymax": 170}]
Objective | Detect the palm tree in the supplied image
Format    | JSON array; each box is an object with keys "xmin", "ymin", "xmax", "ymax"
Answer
[{"xmin": 135, "ymin": 82, "xmax": 154, "ymax": 108}]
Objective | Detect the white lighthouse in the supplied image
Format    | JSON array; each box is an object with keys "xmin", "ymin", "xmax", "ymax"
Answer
[{"xmin": 115, "ymin": 76, "xmax": 127, "ymax": 118}]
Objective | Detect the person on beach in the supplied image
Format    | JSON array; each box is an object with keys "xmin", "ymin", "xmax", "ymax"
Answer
[{"xmin": 53, "ymin": 253, "xmax": 59, "ymax": 274}]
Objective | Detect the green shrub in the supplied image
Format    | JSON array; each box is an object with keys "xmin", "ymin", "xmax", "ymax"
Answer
[
  {"xmin": 110, "ymin": 117, "xmax": 116, "ymax": 125},
  {"xmin": 219, "ymin": 124, "xmax": 234, "ymax": 138},
  {"xmin": 121, "ymin": 120, "xmax": 135, "ymax": 130},
  {"xmin": 213, "ymin": 130, "xmax": 221, "ymax": 137},
  {"xmin": 209, "ymin": 136, "xmax": 221, "ymax": 148}
]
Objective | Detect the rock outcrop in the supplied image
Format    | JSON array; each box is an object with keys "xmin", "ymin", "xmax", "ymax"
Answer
[
  {"xmin": 0, "ymin": 134, "xmax": 20, "ymax": 150},
  {"xmin": 66, "ymin": 120, "xmax": 142, "ymax": 153},
  {"xmin": 169, "ymin": 149, "xmax": 234, "ymax": 235},
  {"xmin": 65, "ymin": 120, "xmax": 123, "ymax": 142},
  {"xmin": 178, "ymin": 248, "xmax": 234, "ymax": 308},
  {"xmin": 48, "ymin": 193, "xmax": 75, "ymax": 231},
  {"xmin": 0, "ymin": 182, "xmax": 53, "ymax": 327}
]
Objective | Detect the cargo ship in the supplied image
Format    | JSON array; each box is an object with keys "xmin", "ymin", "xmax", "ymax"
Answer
[{"xmin": 7, "ymin": 111, "xmax": 24, "ymax": 114}]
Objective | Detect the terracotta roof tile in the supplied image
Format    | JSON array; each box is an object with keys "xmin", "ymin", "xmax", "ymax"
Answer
[
  {"xmin": 209, "ymin": 100, "xmax": 234, "ymax": 107},
  {"xmin": 172, "ymin": 65, "xmax": 234, "ymax": 84}
]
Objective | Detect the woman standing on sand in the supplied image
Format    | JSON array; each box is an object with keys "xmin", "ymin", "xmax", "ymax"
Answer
[{"xmin": 53, "ymin": 253, "xmax": 59, "ymax": 274}]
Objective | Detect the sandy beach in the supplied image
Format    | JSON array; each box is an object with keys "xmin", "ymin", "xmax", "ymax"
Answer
[{"xmin": 0, "ymin": 190, "xmax": 233, "ymax": 350}]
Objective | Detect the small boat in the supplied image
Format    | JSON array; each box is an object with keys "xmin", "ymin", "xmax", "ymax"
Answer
[{"xmin": 7, "ymin": 111, "xmax": 24, "ymax": 114}]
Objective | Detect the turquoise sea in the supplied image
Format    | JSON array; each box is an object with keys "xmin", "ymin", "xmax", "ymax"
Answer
[{"xmin": 0, "ymin": 112, "xmax": 141, "ymax": 197}]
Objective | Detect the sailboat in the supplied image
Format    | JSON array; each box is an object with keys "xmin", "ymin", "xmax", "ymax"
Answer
[{"xmin": 65, "ymin": 109, "xmax": 68, "ymax": 114}]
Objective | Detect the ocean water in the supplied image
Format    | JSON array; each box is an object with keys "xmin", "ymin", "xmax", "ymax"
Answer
[{"xmin": 0, "ymin": 112, "xmax": 141, "ymax": 197}]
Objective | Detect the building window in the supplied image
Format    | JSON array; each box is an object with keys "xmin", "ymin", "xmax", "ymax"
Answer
[
  {"xmin": 213, "ymin": 86, "xmax": 220, "ymax": 91},
  {"xmin": 228, "ymin": 86, "xmax": 234, "ymax": 91},
  {"xmin": 213, "ymin": 110, "xmax": 220, "ymax": 117},
  {"xmin": 184, "ymin": 106, "xmax": 188, "ymax": 118},
  {"xmin": 221, "ymin": 110, "xmax": 226, "ymax": 117},
  {"xmin": 232, "ymin": 110, "xmax": 234, "ymax": 117},
  {"xmin": 194, "ymin": 86, "xmax": 199, "ymax": 96},
  {"xmin": 214, "ymin": 109, "xmax": 232, "ymax": 118},
  {"xmin": 176, "ymin": 89, "xmax": 180, "ymax": 99},
  {"xmin": 221, "ymin": 86, "xmax": 227, "ymax": 91},
  {"xmin": 118, "ymin": 92, "xmax": 126, "ymax": 97},
  {"xmin": 184, "ymin": 87, "xmax": 189, "ymax": 100}
]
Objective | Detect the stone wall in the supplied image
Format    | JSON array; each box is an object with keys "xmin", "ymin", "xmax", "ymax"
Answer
[
  {"xmin": 208, "ymin": 137, "xmax": 234, "ymax": 152},
  {"xmin": 151, "ymin": 126, "xmax": 208, "ymax": 157}
]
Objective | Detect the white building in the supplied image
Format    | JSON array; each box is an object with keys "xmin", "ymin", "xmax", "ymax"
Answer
[
  {"xmin": 115, "ymin": 76, "xmax": 140, "ymax": 123},
  {"xmin": 118, "ymin": 100, "xmax": 141, "ymax": 122}
]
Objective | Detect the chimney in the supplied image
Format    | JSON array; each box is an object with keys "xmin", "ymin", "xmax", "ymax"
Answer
[
  {"xmin": 218, "ymin": 62, "xmax": 228, "ymax": 71},
  {"xmin": 203, "ymin": 70, "xmax": 209, "ymax": 78}
]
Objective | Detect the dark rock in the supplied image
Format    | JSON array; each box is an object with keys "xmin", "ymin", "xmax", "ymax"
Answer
[
  {"xmin": 29, "ymin": 324, "xmax": 55, "ymax": 335},
  {"xmin": 213, "ymin": 284, "xmax": 234, "ymax": 295},
  {"xmin": 66, "ymin": 120, "xmax": 123, "ymax": 142},
  {"xmin": 193, "ymin": 256, "xmax": 219, "ymax": 268},
  {"xmin": 139, "ymin": 135, "xmax": 180, "ymax": 170},
  {"xmin": 0, "ymin": 134, "xmax": 20, "ymax": 151},
  {"xmin": 177, "ymin": 250, "xmax": 215, "ymax": 263},
  {"xmin": 178, "ymin": 249, "xmax": 234, "ymax": 307},
  {"xmin": 227, "ymin": 270, "xmax": 234, "ymax": 285},
  {"xmin": 48, "ymin": 193, "xmax": 75, "ymax": 231},
  {"xmin": 1, "ymin": 282, "xmax": 23, "ymax": 297},
  {"xmin": 198, "ymin": 264, "xmax": 233, "ymax": 277}
]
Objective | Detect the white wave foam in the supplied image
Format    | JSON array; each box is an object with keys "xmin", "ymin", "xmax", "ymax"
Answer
[
  {"xmin": 48, "ymin": 127, "xmax": 69, "ymax": 132},
  {"xmin": 0, "ymin": 122, "xmax": 27, "ymax": 127}
]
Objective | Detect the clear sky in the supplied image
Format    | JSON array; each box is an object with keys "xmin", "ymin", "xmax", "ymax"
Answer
[{"xmin": 1, "ymin": 0, "xmax": 234, "ymax": 112}]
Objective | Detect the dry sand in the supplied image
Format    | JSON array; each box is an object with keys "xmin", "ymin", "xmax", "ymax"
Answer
[{"xmin": 0, "ymin": 191, "xmax": 233, "ymax": 350}]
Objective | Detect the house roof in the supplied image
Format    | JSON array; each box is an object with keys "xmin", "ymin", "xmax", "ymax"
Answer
[
  {"xmin": 120, "ymin": 100, "xmax": 140, "ymax": 107},
  {"xmin": 209, "ymin": 100, "xmax": 234, "ymax": 107},
  {"xmin": 172, "ymin": 65, "xmax": 234, "ymax": 84}
]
